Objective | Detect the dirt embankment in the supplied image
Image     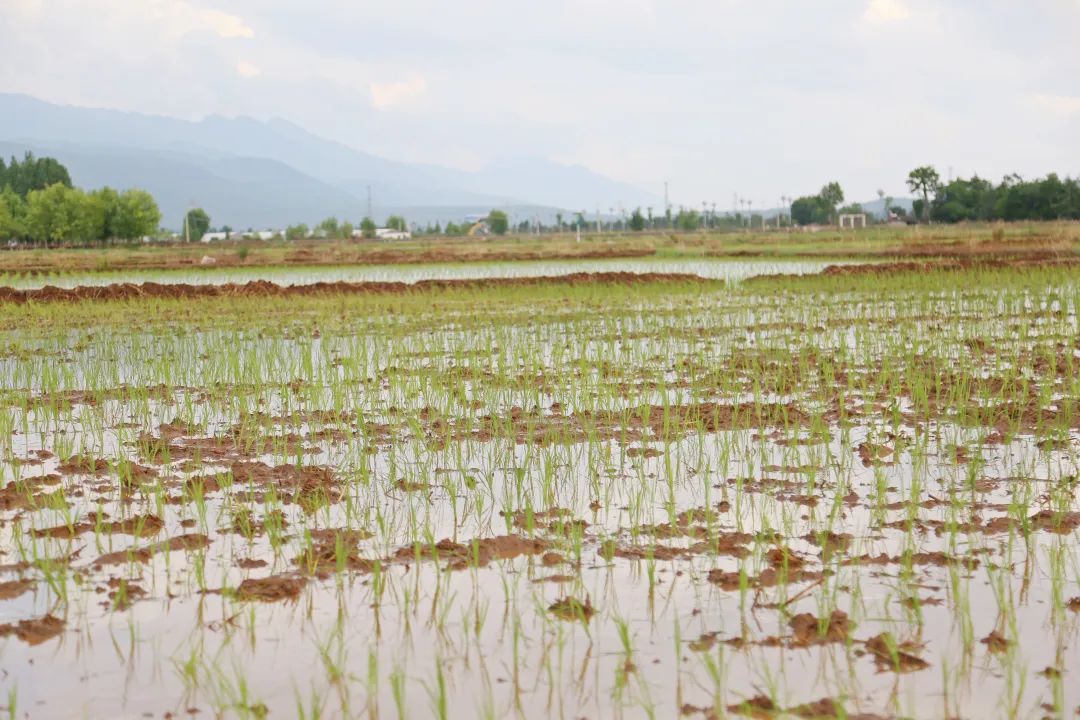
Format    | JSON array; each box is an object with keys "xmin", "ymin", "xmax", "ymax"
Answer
[
  {"xmin": 747, "ymin": 255, "xmax": 1080, "ymax": 283},
  {"xmin": 706, "ymin": 246, "xmax": 1077, "ymax": 261},
  {"xmin": 0, "ymin": 272, "xmax": 717, "ymax": 305}
]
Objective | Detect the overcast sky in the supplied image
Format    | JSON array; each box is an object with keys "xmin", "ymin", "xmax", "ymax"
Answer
[{"xmin": 2, "ymin": 0, "xmax": 1078, "ymax": 205}]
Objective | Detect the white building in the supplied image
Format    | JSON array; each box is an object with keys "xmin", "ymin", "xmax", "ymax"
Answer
[
  {"xmin": 374, "ymin": 228, "xmax": 411, "ymax": 240},
  {"xmin": 199, "ymin": 229, "xmax": 280, "ymax": 243}
]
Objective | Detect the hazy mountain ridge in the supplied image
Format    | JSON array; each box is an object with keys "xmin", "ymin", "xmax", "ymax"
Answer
[{"xmin": 0, "ymin": 93, "xmax": 659, "ymax": 229}]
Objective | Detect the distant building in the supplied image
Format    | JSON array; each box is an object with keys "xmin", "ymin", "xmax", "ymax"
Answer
[
  {"xmin": 200, "ymin": 229, "xmax": 280, "ymax": 243},
  {"xmin": 374, "ymin": 228, "xmax": 411, "ymax": 240},
  {"xmin": 838, "ymin": 213, "xmax": 867, "ymax": 229}
]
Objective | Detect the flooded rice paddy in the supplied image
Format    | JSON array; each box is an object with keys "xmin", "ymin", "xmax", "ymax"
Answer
[
  {"xmin": 0, "ymin": 257, "xmax": 856, "ymax": 290},
  {"xmin": 1, "ymin": 264, "xmax": 1079, "ymax": 719}
]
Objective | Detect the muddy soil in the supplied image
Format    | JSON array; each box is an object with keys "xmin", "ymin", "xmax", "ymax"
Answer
[
  {"xmin": 748, "ymin": 254, "xmax": 1080, "ymax": 282},
  {"xmin": 0, "ymin": 271, "xmax": 715, "ymax": 304}
]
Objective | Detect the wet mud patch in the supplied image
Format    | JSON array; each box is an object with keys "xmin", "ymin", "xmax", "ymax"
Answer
[
  {"xmin": 0, "ymin": 272, "xmax": 717, "ymax": 305},
  {"xmin": 234, "ymin": 575, "xmax": 308, "ymax": 603},
  {"xmin": 0, "ymin": 614, "xmax": 65, "ymax": 645}
]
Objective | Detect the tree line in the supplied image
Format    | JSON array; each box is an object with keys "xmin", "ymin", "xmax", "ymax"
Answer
[
  {"xmin": 0, "ymin": 153, "xmax": 162, "ymax": 244},
  {"xmin": 278, "ymin": 214, "xmax": 408, "ymax": 241},
  {"xmin": 907, "ymin": 166, "xmax": 1080, "ymax": 224},
  {"xmin": 785, "ymin": 167, "xmax": 1080, "ymax": 227}
]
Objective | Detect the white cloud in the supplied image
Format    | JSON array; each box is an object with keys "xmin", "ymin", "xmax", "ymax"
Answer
[
  {"xmin": 151, "ymin": 1, "xmax": 254, "ymax": 39},
  {"xmin": 863, "ymin": 0, "xmax": 911, "ymax": 25},
  {"xmin": 1028, "ymin": 93, "xmax": 1080, "ymax": 116},
  {"xmin": 369, "ymin": 76, "xmax": 427, "ymax": 110},
  {"xmin": 193, "ymin": 7, "xmax": 255, "ymax": 38},
  {"xmin": 236, "ymin": 60, "xmax": 261, "ymax": 78},
  {"xmin": 6, "ymin": 0, "xmax": 44, "ymax": 17},
  {"xmin": 3, "ymin": 0, "xmax": 1079, "ymax": 202}
]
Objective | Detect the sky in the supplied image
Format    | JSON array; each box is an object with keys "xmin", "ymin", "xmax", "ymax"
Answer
[{"xmin": 2, "ymin": 0, "xmax": 1079, "ymax": 206}]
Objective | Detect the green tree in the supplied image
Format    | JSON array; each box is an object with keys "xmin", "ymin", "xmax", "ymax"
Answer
[
  {"xmin": 113, "ymin": 189, "xmax": 161, "ymax": 240},
  {"xmin": 359, "ymin": 217, "xmax": 377, "ymax": 238},
  {"xmin": 629, "ymin": 207, "xmax": 646, "ymax": 232},
  {"xmin": 184, "ymin": 208, "xmax": 210, "ymax": 241},
  {"xmin": 5, "ymin": 152, "xmax": 73, "ymax": 197},
  {"xmin": 24, "ymin": 184, "xmax": 102, "ymax": 244},
  {"xmin": 790, "ymin": 197, "xmax": 814, "ymax": 226},
  {"xmin": 819, "ymin": 182, "xmax": 844, "ymax": 207},
  {"xmin": 487, "ymin": 210, "xmax": 509, "ymax": 235},
  {"xmin": 790, "ymin": 196, "xmax": 831, "ymax": 226},
  {"xmin": 0, "ymin": 196, "xmax": 17, "ymax": 239},
  {"xmin": 74, "ymin": 189, "xmax": 106, "ymax": 241},
  {"xmin": 92, "ymin": 187, "xmax": 119, "ymax": 239},
  {"xmin": 819, "ymin": 182, "xmax": 844, "ymax": 221},
  {"xmin": 674, "ymin": 209, "xmax": 700, "ymax": 231},
  {"xmin": 930, "ymin": 175, "xmax": 996, "ymax": 223},
  {"xmin": 341, "ymin": 221, "xmax": 354, "ymax": 238},
  {"xmin": 37, "ymin": 157, "xmax": 72, "ymax": 193},
  {"xmin": 95, "ymin": 188, "xmax": 160, "ymax": 241},
  {"xmin": 912, "ymin": 199, "xmax": 926, "ymax": 222},
  {"xmin": 318, "ymin": 216, "xmax": 340, "ymax": 238},
  {"xmin": 286, "ymin": 223, "xmax": 309, "ymax": 241},
  {"xmin": 386, "ymin": 215, "xmax": 407, "ymax": 232},
  {"xmin": 0, "ymin": 186, "xmax": 24, "ymax": 239},
  {"xmin": 906, "ymin": 166, "xmax": 940, "ymax": 223},
  {"xmin": 23, "ymin": 186, "xmax": 61, "ymax": 243}
]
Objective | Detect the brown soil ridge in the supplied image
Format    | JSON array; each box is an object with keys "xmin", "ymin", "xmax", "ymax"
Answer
[
  {"xmin": 747, "ymin": 255, "xmax": 1080, "ymax": 283},
  {"xmin": 707, "ymin": 237, "xmax": 1075, "ymax": 261},
  {"xmin": 0, "ymin": 272, "xmax": 716, "ymax": 305}
]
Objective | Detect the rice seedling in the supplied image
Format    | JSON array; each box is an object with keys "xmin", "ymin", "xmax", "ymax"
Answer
[{"xmin": 0, "ymin": 260, "xmax": 1078, "ymax": 717}]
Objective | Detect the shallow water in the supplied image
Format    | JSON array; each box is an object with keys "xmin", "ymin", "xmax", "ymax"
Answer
[
  {"xmin": 0, "ymin": 257, "xmax": 854, "ymax": 289},
  {"xmin": 1, "ymin": 275, "xmax": 1078, "ymax": 719}
]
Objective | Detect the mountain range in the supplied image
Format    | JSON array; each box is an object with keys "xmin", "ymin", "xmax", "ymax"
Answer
[{"xmin": 0, "ymin": 93, "xmax": 659, "ymax": 230}]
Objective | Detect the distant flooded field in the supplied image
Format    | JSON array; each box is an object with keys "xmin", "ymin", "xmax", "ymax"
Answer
[{"xmin": 0, "ymin": 257, "xmax": 858, "ymax": 289}]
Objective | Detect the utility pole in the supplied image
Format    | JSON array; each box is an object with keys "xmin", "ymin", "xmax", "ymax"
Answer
[
  {"xmin": 184, "ymin": 200, "xmax": 195, "ymax": 242},
  {"xmin": 366, "ymin": 185, "xmax": 373, "ymax": 220},
  {"xmin": 664, "ymin": 182, "xmax": 670, "ymax": 219}
]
